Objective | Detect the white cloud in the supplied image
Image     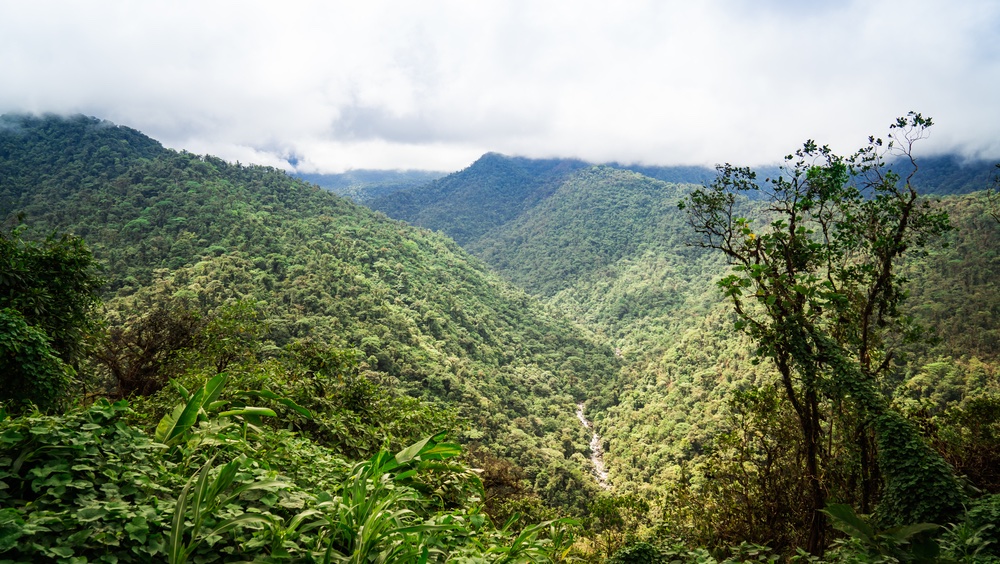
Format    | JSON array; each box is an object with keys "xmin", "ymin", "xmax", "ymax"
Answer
[{"xmin": 1, "ymin": 0, "xmax": 997, "ymax": 172}]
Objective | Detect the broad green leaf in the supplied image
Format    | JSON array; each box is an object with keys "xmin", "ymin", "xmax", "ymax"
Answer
[
  {"xmin": 76, "ymin": 506, "xmax": 108, "ymax": 522},
  {"xmin": 217, "ymin": 407, "xmax": 276, "ymax": 418},
  {"xmin": 154, "ymin": 403, "xmax": 184, "ymax": 444},
  {"xmin": 163, "ymin": 386, "xmax": 206, "ymax": 445},
  {"xmin": 822, "ymin": 504, "xmax": 874, "ymax": 543},
  {"xmin": 238, "ymin": 390, "xmax": 312, "ymax": 418},
  {"xmin": 202, "ymin": 372, "xmax": 230, "ymax": 409}
]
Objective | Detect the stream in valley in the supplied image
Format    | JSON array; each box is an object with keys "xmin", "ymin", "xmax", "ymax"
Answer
[{"xmin": 576, "ymin": 403, "xmax": 610, "ymax": 490}]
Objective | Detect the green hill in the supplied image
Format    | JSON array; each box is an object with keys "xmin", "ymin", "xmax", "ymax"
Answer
[
  {"xmin": 468, "ymin": 166, "xmax": 696, "ymax": 298},
  {"xmin": 0, "ymin": 113, "xmax": 619, "ymax": 511},
  {"xmin": 4, "ymin": 113, "xmax": 1000, "ymax": 559},
  {"xmin": 367, "ymin": 153, "xmax": 592, "ymax": 246}
]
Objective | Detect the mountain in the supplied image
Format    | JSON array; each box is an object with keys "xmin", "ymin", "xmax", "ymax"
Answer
[
  {"xmin": 0, "ymin": 113, "xmax": 619, "ymax": 510},
  {"xmin": 293, "ymin": 169, "xmax": 447, "ymax": 203},
  {"xmin": 368, "ymin": 153, "xmax": 592, "ymax": 246},
  {"xmin": 468, "ymin": 166, "xmax": 697, "ymax": 298},
  {"xmin": 904, "ymin": 153, "xmax": 998, "ymax": 195},
  {"xmin": 364, "ymin": 153, "xmax": 998, "ymax": 258}
]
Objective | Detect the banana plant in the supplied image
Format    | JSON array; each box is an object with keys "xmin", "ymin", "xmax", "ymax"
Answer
[
  {"xmin": 154, "ymin": 372, "xmax": 310, "ymax": 451},
  {"xmin": 168, "ymin": 454, "xmax": 287, "ymax": 564},
  {"xmin": 273, "ymin": 432, "xmax": 466, "ymax": 563}
]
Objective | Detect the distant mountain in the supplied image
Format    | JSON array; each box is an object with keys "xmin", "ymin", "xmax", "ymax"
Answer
[
  {"xmin": 611, "ymin": 155, "xmax": 998, "ymax": 196},
  {"xmin": 368, "ymin": 153, "xmax": 592, "ymax": 246},
  {"xmin": 364, "ymin": 152, "xmax": 997, "ymax": 257},
  {"xmin": 604, "ymin": 162, "xmax": 719, "ymax": 185},
  {"xmin": 294, "ymin": 169, "xmax": 447, "ymax": 202},
  {"xmin": 905, "ymin": 154, "xmax": 998, "ymax": 195}
]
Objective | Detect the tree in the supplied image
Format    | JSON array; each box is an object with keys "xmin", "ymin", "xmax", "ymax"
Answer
[
  {"xmin": 0, "ymin": 308, "xmax": 68, "ymax": 412},
  {"xmin": 680, "ymin": 113, "xmax": 965, "ymax": 554},
  {"xmin": 0, "ymin": 222, "xmax": 103, "ymax": 410},
  {"xmin": 988, "ymin": 164, "xmax": 1000, "ymax": 223},
  {"xmin": 93, "ymin": 298, "xmax": 264, "ymax": 399}
]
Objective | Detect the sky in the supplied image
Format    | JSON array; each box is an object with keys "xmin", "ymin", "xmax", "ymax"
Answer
[{"xmin": 1, "ymin": 0, "xmax": 998, "ymax": 173}]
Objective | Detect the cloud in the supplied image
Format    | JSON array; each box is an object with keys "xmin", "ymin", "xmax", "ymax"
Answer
[{"xmin": 1, "ymin": 0, "xmax": 998, "ymax": 172}]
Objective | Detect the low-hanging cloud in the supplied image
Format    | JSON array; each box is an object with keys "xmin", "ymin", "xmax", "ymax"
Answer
[{"xmin": 1, "ymin": 0, "xmax": 997, "ymax": 172}]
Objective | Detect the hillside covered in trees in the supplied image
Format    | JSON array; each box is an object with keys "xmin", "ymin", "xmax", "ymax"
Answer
[
  {"xmin": 0, "ymin": 114, "xmax": 625, "ymax": 561},
  {"xmin": 368, "ymin": 123, "xmax": 1000, "ymax": 559},
  {"xmin": 2, "ymin": 113, "xmax": 1000, "ymax": 562}
]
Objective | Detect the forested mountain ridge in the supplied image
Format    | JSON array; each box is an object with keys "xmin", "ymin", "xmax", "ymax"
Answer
[
  {"xmin": 0, "ymin": 113, "xmax": 619, "ymax": 510},
  {"xmin": 468, "ymin": 166, "xmax": 696, "ymax": 299},
  {"xmin": 367, "ymin": 153, "xmax": 592, "ymax": 246},
  {"xmin": 363, "ymin": 152, "xmax": 997, "ymax": 260}
]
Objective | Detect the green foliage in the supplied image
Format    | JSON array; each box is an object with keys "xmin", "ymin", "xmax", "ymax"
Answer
[
  {"xmin": 685, "ymin": 386, "xmax": 811, "ymax": 550},
  {"xmin": 960, "ymin": 495, "xmax": 1000, "ymax": 560},
  {"xmin": 0, "ymin": 223, "xmax": 103, "ymax": 366},
  {"xmin": 167, "ymin": 455, "xmax": 283, "ymax": 564},
  {"xmin": 0, "ymin": 399, "xmax": 179, "ymax": 561},
  {"xmin": 587, "ymin": 493, "xmax": 651, "ymax": 558},
  {"xmin": 937, "ymin": 519, "xmax": 998, "ymax": 563},
  {"xmin": 0, "ymin": 399, "xmax": 579, "ymax": 562},
  {"xmin": 681, "ymin": 114, "xmax": 966, "ymax": 547},
  {"xmin": 0, "ymin": 222, "xmax": 102, "ymax": 411},
  {"xmin": 93, "ymin": 296, "xmax": 265, "ymax": 398},
  {"xmin": 153, "ymin": 372, "xmax": 284, "ymax": 454},
  {"xmin": 0, "ymin": 308, "xmax": 68, "ymax": 412},
  {"xmin": 608, "ymin": 541, "xmax": 665, "ymax": 563},
  {"xmin": 822, "ymin": 504, "xmax": 940, "ymax": 563},
  {"xmin": 299, "ymin": 431, "xmax": 467, "ymax": 562}
]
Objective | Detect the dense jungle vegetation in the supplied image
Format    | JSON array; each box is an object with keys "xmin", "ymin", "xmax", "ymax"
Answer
[
  {"xmin": 368, "ymin": 117, "xmax": 1000, "ymax": 561},
  {"xmin": 1, "ymin": 112, "xmax": 999, "ymax": 562},
  {"xmin": 0, "ymin": 114, "xmax": 616, "ymax": 562}
]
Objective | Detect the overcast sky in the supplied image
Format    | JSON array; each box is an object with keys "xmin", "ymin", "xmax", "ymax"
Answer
[{"xmin": 2, "ymin": 1, "xmax": 998, "ymax": 173}]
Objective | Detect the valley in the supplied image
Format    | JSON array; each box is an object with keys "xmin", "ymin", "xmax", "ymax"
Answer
[
  {"xmin": 1, "ymin": 113, "xmax": 999, "ymax": 562},
  {"xmin": 576, "ymin": 403, "xmax": 610, "ymax": 490}
]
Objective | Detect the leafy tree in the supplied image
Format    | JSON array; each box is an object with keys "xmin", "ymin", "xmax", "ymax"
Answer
[
  {"xmin": 0, "ymin": 308, "xmax": 68, "ymax": 412},
  {"xmin": 696, "ymin": 386, "xmax": 811, "ymax": 550},
  {"xmin": 587, "ymin": 493, "xmax": 650, "ymax": 558},
  {"xmin": 93, "ymin": 297, "xmax": 263, "ymax": 399},
  {"xmin": 0, "ymin": 222, "xmax": 103, "ymax": 365},
  {"xmin": 0, "ymin": 223, "xmax": 102, "ymax": 410},
  {"xmin": 680, "ymin": 113, "xmax": 965, "ymax": 553}
]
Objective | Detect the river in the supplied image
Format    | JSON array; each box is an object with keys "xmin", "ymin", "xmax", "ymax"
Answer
[{"xmin": 576, "ymin": 403, "xmax": 610, "ymax": 490}]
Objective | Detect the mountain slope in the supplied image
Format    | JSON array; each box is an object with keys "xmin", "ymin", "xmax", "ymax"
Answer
[
  {"xmin": 0, "ymin": 113, "xmax": 619, "ymax": 509},
  {"xmin": 468, "ymin": 165, "xmax": 696, "ymax": 297},
  {"xmin": 367, "ymin": 145, "xmax": 1000, "ymax": 503},
  {"xmin": 368, "ymin": 153, "xmax": 591, "ymax": 246}
]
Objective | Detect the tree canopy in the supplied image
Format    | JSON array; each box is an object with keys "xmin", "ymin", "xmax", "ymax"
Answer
[
  {"xmin": 681, "ymin": 113, "xmax": 966, "ymax": 552},
  {"xmin": 0, "ymin": 223, "xmax": 103, "ymax": 411}
]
